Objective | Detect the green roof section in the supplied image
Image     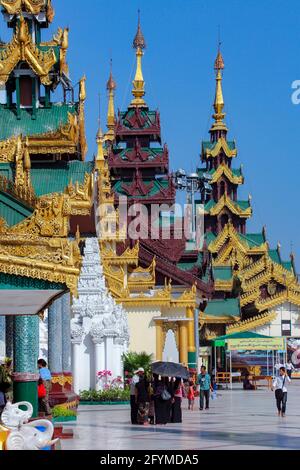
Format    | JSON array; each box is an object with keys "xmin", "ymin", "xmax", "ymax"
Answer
[
  {"xmin": 239, "ymin": 232, "xmax": 265, "ymax": 248},
  {"xmin": 211, "ymin": 331, "xmax": 271, "ymax": 346},
  {"xmin": 177, "ymin": 253, "xmax": 203, "ymax": 272},
  {"xmin": 202, "ymin": 140, "xmax": 236, "ymax": 153},
  {"xmin": 282, "ymin": 261, "xmax": 293, "ymax": 272},
  {"xmin": 269, "ymin": 249, "xmax": 281, "ymax": 265},
  {"xmin": 120, "ymin": 109, "xmax": 158, "ymax": 131},
  {"xmin": 113, "ymin": 178, "xmax": 171, "ymax": 199},
  {"xmin": 31, "ymin": 161, "xmax": 94, "ymax": 197},
  {"xmin": 0, "ymin": 103, "xmax": 77, "ymax": 140},
  {"xmin": 0, "ymin": 191, "xmax": 33, "ymax": 226},
  {"xmin": 0, "ymin": 163, "xmax": 13, "ymax": 181},
  {"xmin": 204, "ymin": 199, "xmax": 215, "ymax": 212},
  {"xmin": 114, "ymin": 147, "xmax": 164, "ymax": 162},
  {"xmin": 0, "ymin": 273, "xmax": 65, "ymax": 290},
  {"xmin": 204, "ymin": 298, "xmax": 240, "ymax": 318},
  {"xmin": 205, "ymin": 232, "xmax": 217, "ymax": 246},
  {"xmin": 235, "ymin": 200, "xmax": 251, "ymax": 211},
  {"xmin": 198, "ymin": 166, "xmax": 243, "ymax": 179},
  {"xmin": 213, "ymin": 266, "xmax": 233, "ymax": 281}
]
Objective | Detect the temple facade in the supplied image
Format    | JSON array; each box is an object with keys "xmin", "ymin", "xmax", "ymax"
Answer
[{"xmin": 0, "ymin": 0, "xmax": 299, "ymax": 414}]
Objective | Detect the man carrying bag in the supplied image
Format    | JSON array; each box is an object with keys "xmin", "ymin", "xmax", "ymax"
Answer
[{"xmin": 272, "ymin": 366, "xmax": 291, "ymax": 417}]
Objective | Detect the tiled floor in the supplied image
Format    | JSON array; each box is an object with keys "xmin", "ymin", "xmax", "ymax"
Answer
[{"xmin": 61, "ymin": 381, "xmax": 300, "ymax": 450}]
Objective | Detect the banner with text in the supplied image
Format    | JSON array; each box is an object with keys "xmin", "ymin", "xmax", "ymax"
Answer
[{"xmin": 227, "ymin": 337, "xmax": 285, "ymax": 351}]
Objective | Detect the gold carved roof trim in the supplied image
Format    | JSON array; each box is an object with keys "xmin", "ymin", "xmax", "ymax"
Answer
[{"xmin": 226, "ymin": 311, "xmax": 278, "ymax": 335}]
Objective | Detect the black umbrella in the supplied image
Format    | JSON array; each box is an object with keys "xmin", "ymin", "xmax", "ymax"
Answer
[{"xmin": 151, "ymin": 361, "xmax": 189, "ymax": 380}]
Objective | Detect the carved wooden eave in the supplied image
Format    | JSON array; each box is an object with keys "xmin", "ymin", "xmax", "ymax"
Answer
[
  {"xmin": 209, "ymin": 223, "xmax": 267, "ymax": 257},
  {"xmin": 226, "ymin": 311, "xmax": 278, "ymax": 334},
  {"xmin": 100, "ymin": 241, "xmax": 139, "ymax": 267},
  {"xmin": 203, "ymin": 137, "xmax": 237, "ymax": 159},
  {"xmin": 0, "ymin": 16, "xmax": 57, "ymax": 86},
  {"xmin": 128, "ymin": 257, "xmax": 156, "ymax": 290},
  {"xmin": 0, "ymin": 192, "xmax": 82, "ymax": 295},
  {"xmin": 208, "ymin": 194, "xmax": 252, "ymax": 218},
  {"xmin": 28, "ymin": 112, "xmax": 81, "ymax": 155},
  {"xmin": 255, "ymin": 288, "xmax": 300, "ymax": 312},
  {"xmin": 211, "ymin": 164, "xmax": 243, "ymax": 185},
  {"xmin": 199, "ymin": 314, "xmax": 239, "ymax": 325},
  {"xmin": 214, "ymin": 278, "xmax": 233, "ymax": 292}
]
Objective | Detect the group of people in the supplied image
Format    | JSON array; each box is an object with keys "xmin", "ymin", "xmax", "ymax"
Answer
[
  {"xmin": 0, "ymin": 357, "xmax": 52, "ymax": 417},
  {"xmin": 130, "ymin": 365, "xmax": 213, "ymax": 426}
]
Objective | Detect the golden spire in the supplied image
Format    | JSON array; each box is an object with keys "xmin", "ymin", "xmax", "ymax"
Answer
[
  {"xmin": 106, "ymin": 59, "xmax": 116, "ymax": 140},
  {"xmin": 130, "ymin": 10, "xmax": 147, "ymax": 107},
  {"xmin": 210, "ymin": 44, "xmax": 228, "ymax": 138},
  {"xmin": 96, "ymin": 126, "xmax": 105, "ymax": 171}
]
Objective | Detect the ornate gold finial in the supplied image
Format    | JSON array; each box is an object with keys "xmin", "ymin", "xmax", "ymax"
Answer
[
  {"xmin": 106, "ymin": 60, "xmax": 116, "ymax": 140},
  {"xmin": 79, "ymin": 75, "xmax": 86, "ymax": 102},
  {"xmin": 96, "ymin": 126, "xmax": 105, "ymax": 170},
  {"xmin": 130, "ymin": 10, "xmax": 147, "ymax": 107},
  {"xmin": 61, "ymin": 27, "xmax": 69, "ymax": 50},
  {"xmin": 210, "ymin": 43, "xmax": 228, "ymax": 136}
]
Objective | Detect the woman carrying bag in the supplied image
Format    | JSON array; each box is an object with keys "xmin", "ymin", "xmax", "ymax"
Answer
[{"xmin": 272, "ymin": 366, "xmax": 291, "ymax": 417}]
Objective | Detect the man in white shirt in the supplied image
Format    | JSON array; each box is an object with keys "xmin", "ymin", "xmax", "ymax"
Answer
[
  {"xmin": 285, "ymin": 360, "xmax": 295, "ymax": 379},
  {"xmin": 272, "ymin": 367, "xmax": 291, "ymax": 417},
  {"xmin": 130, "ymin": 368, "xmax": 144, "ymax": 424}
]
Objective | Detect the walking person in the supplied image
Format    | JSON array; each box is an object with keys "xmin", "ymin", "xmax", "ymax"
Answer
[
  {"xmin": 171, "ymin": 378, "xmax": 183, "ymax": 423},
  {"xmin": 198, "ymin": 365, "xmax": 213, "ymax": 411},
  {"xmin": 285, "ymin": 360, "xmax": 295, "ymax": 379},
  {"xmin": 130, "ymin": 369, "xmax": 140, "ymax": 424},
  {"xmin": 37, "ymin": 359, "xmax": 52, "ymax": 416},
  {"xmin": 135, "ymin": 369, "xmax": 150, "ymax": 426},
  {"xmin": 153, "ymin": 375, "xmax": 172, "ymax": 425},
  {"xmin": 187, "ymin": 380, "xmax": 195, "ymax": 411},
  {"xmin": 272, "ymin": 366, "xmax": 291, "ymax": 417}
]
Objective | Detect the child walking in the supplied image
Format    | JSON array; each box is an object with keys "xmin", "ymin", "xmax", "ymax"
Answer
[{"xmin": 187, "ymin": 380, "xmax": 195, "ymax": 411}]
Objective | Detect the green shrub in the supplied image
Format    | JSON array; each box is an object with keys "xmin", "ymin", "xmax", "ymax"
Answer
[
  {"xmin": 52, "ymin": 405, "xmax": 77, "ymax": 418},
  {"xmin": 79, "ymin": 388, "xmax": 130, "ymax": 402},
  {"xmin": 123, "ymin": 351, "xmax": 153, "ymax": 377}
]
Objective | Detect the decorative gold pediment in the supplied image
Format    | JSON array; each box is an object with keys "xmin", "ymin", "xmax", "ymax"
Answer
[
  {"xmin": 211, "ymin": 164, "xmax": 243, "ymax": 185},
  {"xmin": 0, "ymin": 0, "xmax": 54, "ymax": 21},
  {"xmin": 0, "ymin": 16, "xmax": 57, "ymax": 85},
  {"xmin": 204, "ymin": 137, "xmax": 237, "ymax": 159},
  {"xmin": 208, "ymin": 194, "xmax": 252, "ymax": 218}
]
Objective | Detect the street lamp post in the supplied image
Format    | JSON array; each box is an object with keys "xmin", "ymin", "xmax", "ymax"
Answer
[{"xmin": 173, "ymin": 169, "xmax": 212, "ymax": 240}]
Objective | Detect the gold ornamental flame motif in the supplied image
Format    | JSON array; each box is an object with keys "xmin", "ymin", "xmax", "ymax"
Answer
[{"xmin": 1, "ymin": 0, "xmax": 50, "ymax": 15}]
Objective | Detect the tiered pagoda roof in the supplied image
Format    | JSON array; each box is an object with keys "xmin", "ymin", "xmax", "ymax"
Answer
[{"xmin": 197, "ymin": 49, "xmax": 300, "ymax": 339}]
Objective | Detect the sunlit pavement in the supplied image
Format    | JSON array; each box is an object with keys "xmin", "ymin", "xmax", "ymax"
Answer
[{"xmin": 61, "ymin": 381, "xmax": 300, "ymax": 450}]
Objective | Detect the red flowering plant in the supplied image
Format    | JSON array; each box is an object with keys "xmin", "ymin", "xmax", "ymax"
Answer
[{"xmin": 97, "ymin": 370, "xmax": 123, "ymax": 390}]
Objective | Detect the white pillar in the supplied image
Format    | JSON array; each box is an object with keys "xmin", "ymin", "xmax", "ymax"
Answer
[
  {"xmin": 94, "ymin": 340, "xmax": 105, "ymax": 391},
  {"xmin": 114, "ymin": 339, "xmax": 123, "ymax": 378},
  {"xmin": 71, "ymin": 324, "xmax": 84, "ymax": 395},
  {"xmin": 106, "ymin": 337, "xmax": 115, "ymax": 374}
]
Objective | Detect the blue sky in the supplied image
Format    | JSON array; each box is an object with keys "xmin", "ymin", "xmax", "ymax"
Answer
[{"xmin": 14, "ymin": 1, "xmax": 300, "ymax": 263}]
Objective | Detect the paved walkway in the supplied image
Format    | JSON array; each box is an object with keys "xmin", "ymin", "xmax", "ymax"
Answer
[{"xmin": 61, "ymin": 381, "xmax": 300, "ymax": 450}]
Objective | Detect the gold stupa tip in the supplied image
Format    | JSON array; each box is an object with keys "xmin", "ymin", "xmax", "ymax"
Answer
[
  {"xmin": 133, "ymin": 10, "xmax": 146, "ymax": 50},
  {"xmin": 107, "ymin": 60, "xmax": 117, "ymax": 91},
  {"xmin": 214, "ymin": 49, "xmax": 225, "ymax": 71}
]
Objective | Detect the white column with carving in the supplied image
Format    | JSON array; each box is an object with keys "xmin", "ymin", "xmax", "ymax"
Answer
[{"xmin": 71, "ymin": 238, "xmax": 129, "ymax": 391}]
